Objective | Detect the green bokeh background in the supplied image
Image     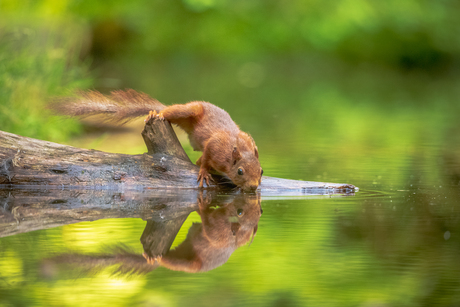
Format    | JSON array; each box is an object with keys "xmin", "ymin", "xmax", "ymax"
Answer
[
  {"xmin": 1, "ymin": 1, "xmax": 460, "ymax": 306},
  {"xmin": 1, "ymin": 0, "xmax": 460, "ymax": 144}
]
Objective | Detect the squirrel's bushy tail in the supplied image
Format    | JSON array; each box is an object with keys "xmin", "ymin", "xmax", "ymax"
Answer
[
  {"xmin": 51, "ymin": 89, "xmax": 165, "ymax": 124},
  {"xmin": 43, "ymin": 245, "xmax": 158, "ymax": 276}
]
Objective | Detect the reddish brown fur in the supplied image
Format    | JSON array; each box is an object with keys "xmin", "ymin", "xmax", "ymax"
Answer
[
  {"xmin": 153, "ymin": 193, "xmax": 262, "ymax": 273},
  {"xmin": 153, "ymin": 101, "xmax": 262, "ymax": 191},
  {"xmin": 51, "ymin": 89, "xmax": 164, "ymax": 124},
  {"xmin": 53, "ymin": 90, "xmax": 262, "ymax": 191}
]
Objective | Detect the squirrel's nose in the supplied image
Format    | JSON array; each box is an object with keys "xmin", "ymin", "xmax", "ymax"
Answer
[{"xmin": 244, "ymin": 184, "xmax": 258, "ymax": 192}]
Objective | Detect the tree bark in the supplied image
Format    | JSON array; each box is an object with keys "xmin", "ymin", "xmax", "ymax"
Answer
[
  {"xmin": 0, "ymin": 119, "xmax": 200, "ymax": 189},
  {"xmin": 0, "ymin": 188, "xmax": 198, "ymax": 237}
]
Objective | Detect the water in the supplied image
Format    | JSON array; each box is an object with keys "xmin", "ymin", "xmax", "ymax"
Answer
[
  {"xmin": 1, "ymin": 133, "xmax": 459, "ymax": 306},
  {"xmin": 2, "ymin": 57, "xmax": 460, "ymax": 306}
]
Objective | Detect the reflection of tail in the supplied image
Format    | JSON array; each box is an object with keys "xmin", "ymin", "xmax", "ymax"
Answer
[
  {"xmin": 43, "ymin": 245, "xmax": 158, "ymax": 276},
  {"xmin": 51, "ymin": 89, "xmax": 165, "ymax": 124}
]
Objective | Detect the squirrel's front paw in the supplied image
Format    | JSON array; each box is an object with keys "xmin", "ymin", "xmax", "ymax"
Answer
[
  {"xmin": 144, "ymin": 110, "xmax": 165, "ymax": 122},
  {"xmin": 197, "ymin": 169, "xmax": 213, "ymax": 188},
  {"xmin": 197, "ymin": 190, "xmax": 212, "ymax": 208}
]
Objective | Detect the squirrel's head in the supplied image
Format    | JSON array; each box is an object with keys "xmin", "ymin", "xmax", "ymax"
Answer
[
  {"xmin": 199, "ymin": 193, "xmax": 262, "ymax": 247},
  {"xmin": 229, "ymin": 145, "xmax": 263, "ymax": 192}
]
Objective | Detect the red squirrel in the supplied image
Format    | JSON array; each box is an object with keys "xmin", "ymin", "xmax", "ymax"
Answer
[{"xmin": 53, "ymin": 89, "xmax": 263, "ymax": 191}]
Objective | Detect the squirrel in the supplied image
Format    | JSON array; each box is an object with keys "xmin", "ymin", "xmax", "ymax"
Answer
[
  {"xmin": 144, "ymin": 192, "xmax": 262, "ymax": 273},
  {"xmin": 53, "ymin": 89, "xmax": 263, "ymax": 191}
]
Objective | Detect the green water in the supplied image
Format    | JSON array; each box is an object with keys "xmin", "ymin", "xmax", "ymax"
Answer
[{"xmin": 1, "ymin": 91, "xmax": 460, "ymax": 306}]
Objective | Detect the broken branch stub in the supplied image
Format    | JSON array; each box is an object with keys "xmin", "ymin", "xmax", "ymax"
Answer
[{"xmin": 141, "ymin": 118, "xmax": 191, "ymax": 162}]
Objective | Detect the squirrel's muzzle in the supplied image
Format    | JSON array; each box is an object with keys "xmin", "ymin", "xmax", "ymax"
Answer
[{"xmin": 242, "ymin": 184, "xmax": 259, "ymax": 192}]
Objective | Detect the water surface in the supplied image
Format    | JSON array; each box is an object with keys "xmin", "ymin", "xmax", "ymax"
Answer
[
  {"xmin": 2, "ymin": 57, "xmax": 460, "ymax": 306},
  {"xmin": 1, "ymin": 134, "xmax": 459, "ymax": 306}
]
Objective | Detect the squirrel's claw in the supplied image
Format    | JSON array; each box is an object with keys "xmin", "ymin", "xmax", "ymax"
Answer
[
  {"xmin": 142, "ymin": 252, "xmax": 154, "ymax": 264},
  {"xmin": 143, "ymin": 252, "xmax": 163, "ymax": 265},
  {"xmin": 197, "ymin": 169, "xmax": 213, "ymax": 188},
  {"xmin": 144, "ymin": 110, "xmax": 156, "ymax": 122},
  {"xmin": 154, "ymin": 255, "xmax": 163, "ymax": 264},
  {"xmin": 197, "ymin": 191, "xmax": 212, "ymax": 209},
  {"xmin": 144, "ymin": 110, "xmax": 165, "ymax": 122}
]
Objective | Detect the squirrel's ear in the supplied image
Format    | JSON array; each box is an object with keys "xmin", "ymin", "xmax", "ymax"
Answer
[
  {"xmin": 254, "ymin": 146, "xmax": 259, "ymax": 159},
  {"xmin": 232, "ymin": 146, "xmax": 241, "ymax": 165}
]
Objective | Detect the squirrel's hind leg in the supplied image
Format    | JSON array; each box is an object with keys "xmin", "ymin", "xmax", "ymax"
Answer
[
  {"xmin": 144, "ymin": 102, "xmax": 204, "ymax": 123},
  {"xmin": 161, "ymin": 102, "xmax": 204, "ymax": 122}
]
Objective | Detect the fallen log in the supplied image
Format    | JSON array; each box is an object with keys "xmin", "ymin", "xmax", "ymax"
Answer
[
  {"xmin": 0, "ymin": 119, "xmax": 199, "ymax": 189},
  {"xmin": 0, "ymin": 118, "xmax": 357, "ymax": 193}
]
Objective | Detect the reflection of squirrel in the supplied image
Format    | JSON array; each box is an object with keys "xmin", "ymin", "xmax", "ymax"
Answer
[
  {"xmin": 42, "ymin": 193, "xmax": 263, "ymax": 276},
  {"xmin": 144, "ymin": 193, "xmax": 262, "ymax": 273},
  {"xmin": 53, "ymin": 89, "xmax": 263, "ymax": 191}
]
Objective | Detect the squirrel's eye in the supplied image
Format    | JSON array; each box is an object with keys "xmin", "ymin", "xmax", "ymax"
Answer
[
  {"xmin": 238, "ymin": 168, "xmax": 244, "ymax": 175},
  {"xmin": 261, "ymin": 169, "xmax": 264, "ymax": 176},
  {"xmin": 237, "ymin": 209, "xmax": 243, "ymax": 216}
]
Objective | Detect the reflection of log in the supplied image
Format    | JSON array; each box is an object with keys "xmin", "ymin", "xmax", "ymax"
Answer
[
  {"xmin": 140, "ymin": 216, "xmax": 189, "ymax": 258},
  {"xmin": 0, "ymin": 120, "xmax": 357, "ymax": 192},
  {"xmin": 0, "ymin": 183, "xmax": 351, "ymax": 238},
  {"xmin": 0, "ymin": 189, "xmax": 198, "ymax": 237}
]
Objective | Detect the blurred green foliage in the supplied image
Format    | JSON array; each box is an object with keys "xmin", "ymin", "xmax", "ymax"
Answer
[
  {"xmin": 0, "ymin": 2, "xmax": 94, "ymax": 140},
  {"xmin": 1, "ymin": 0, "xmax": 460, "ymax": 141},
  {"xmin": 1, "ymin": 0, "xmax": 459, "ymax": 142},
  {"xmin": 60, "ymin": 0, "xmax": 460, "ymax": 71}
]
